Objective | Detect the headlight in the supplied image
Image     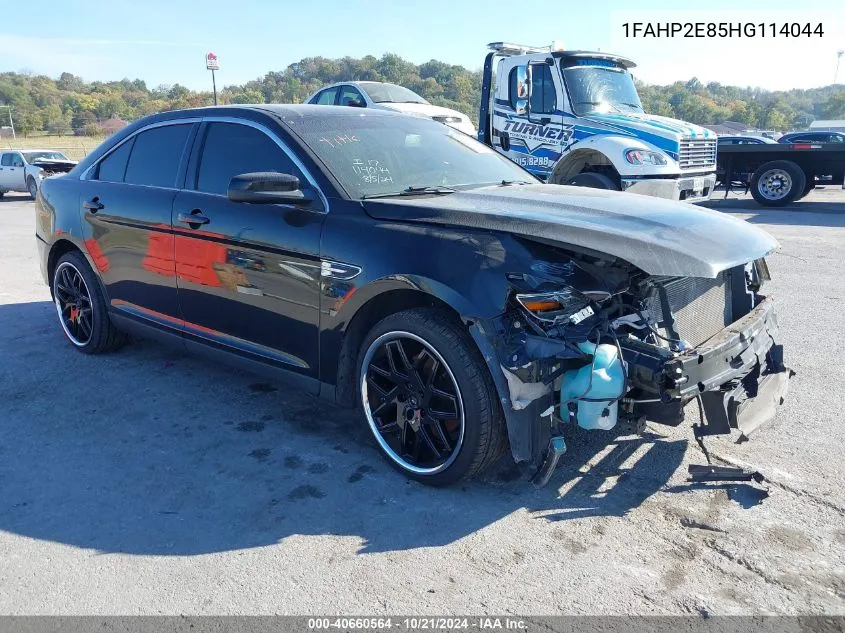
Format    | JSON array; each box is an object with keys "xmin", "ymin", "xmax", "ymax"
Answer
[
  {"xmin": 624, "ymin": 149, "xmax": 668, "ymax": 166},
  {"xmin": 515, "ymin": 288, "xmax": 595, "ymax": 325}
]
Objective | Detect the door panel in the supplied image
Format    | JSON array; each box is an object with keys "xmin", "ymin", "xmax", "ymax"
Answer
[
  {"xmin": 79, "ymin": 181, "xmax": 181, "ymax": 327},
  {"xmin": 77, "ymin": 122, "xmax": 196, "ymax": 328},
  {"xmin": 174, "ymin": 121, "xmax": 324, "ymax": 379},
  {"xmin": 0, "ymin": 152, "xmax": 25, "ymax": 189},
  {"xmin": 173, "ymin": 192, "xmax": 323, "ymax": 374}
]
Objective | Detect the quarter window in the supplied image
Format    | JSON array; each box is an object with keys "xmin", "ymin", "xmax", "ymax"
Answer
[
  {"xmin": 96, "ymin": 137, "xmax": 135, "ymax": 182},
  {"xmin": 124, "ymin": 124, "xmax": 192, "ymax": 188},
  {"xmin": 529, "ymin": 64, "xmax": 556, "ymax": 114},
  {"xmin": 195, "ymin": 122, "xmax": 301, "ymax": 196}
]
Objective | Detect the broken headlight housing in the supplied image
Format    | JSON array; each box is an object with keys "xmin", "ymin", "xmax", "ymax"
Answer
[{"xmin": 515, "ymin": 288, "xmax": 595, "ymax": 325}]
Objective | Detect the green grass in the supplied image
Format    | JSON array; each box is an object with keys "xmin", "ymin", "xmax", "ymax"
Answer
[{"xmin": 1, "ymin": 135, "xmax": 106, "ymax": 161}]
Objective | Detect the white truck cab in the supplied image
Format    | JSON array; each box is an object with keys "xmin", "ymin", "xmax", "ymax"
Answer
[{"xmin": 478, "ymin": 42, "xmax": 717, "ymax": 202}]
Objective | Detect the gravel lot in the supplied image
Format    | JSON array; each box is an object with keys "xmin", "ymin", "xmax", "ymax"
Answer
[{"xmin": 1, "ymin": 188, "xmax": 843, "ymax": 615}]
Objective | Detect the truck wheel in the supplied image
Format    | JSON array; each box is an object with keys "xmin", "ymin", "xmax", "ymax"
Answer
[
  {"xmin": 27, "ymin": 177, "xmax": 38, "ymax": 200},
  {"xmin": 357, "ymin": 307, "xmax": 507, "ymax": 486},
  {"xmin": 566, "ymin": 172, "xmax": 619, "ymax": 190},
  {"xmin": 750, "ymin": 161, "xmax": 806, "ymax": 207}
]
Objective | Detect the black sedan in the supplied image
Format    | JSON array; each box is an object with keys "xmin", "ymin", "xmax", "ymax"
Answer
[{"xmin": 36, "ymin": 105, "xmax": 791, "ymax": 486}]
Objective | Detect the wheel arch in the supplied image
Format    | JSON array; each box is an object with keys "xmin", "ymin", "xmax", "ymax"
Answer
[
  {"xmin": 550, "ymin": 147, "xmax": 619, "ymax": 184},
  {"xmin": 46, "ymin": 239, "xmax": 84, "ymax": 296},
  {"xmin": 46, "ymin": 238, "xmax": 109, "ymax": 303},
  {"xmin": 331, "ymin": 280, "xmax": 496, "ymax": 408},
  {"xmin": 550, "ymin": 135, "xmax": 680, "ymax": 184}
]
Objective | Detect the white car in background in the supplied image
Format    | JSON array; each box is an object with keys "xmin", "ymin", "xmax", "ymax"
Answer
[
  {"xmin": 305, "ymin": 81, "xmax": 476, "ymax": 136},
  {"xmin": 0, "ymin": 149, "xmax": 76, "ymax": 200}
]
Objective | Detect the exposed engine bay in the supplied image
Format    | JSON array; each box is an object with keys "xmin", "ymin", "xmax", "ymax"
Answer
[
  {"xmin": 31, "ymin": 158, "xmax": 77, "ymax": 177},
  {"xmin": 471, "ymin": 242, "xmax": 790, "ymax": 486}
]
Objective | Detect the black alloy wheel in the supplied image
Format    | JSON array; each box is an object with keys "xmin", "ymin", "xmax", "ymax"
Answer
[
  {"xmin": 54, "ymin": 260, "xmax": 94, "ymax": 347},
  {"xmin": 52, "ymin": 251, "xmax": 127, "ymax": 354},
  {"xmin": 358, "ymin": 308, "xmax": 507, "ymax": 486}
]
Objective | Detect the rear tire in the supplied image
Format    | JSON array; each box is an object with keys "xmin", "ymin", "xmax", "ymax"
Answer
[
  {"xmin": 566, "ymin": 171, "xmax": 619, "ymax": 190},
  {"xmin": 750, "ymin": 160, "xmax": 806, "ymax": 207},
  {"xmin": 52, "ymin": 251, "xmax": 127, "ymax": 354},
  {"xmin": 357, "ymin": 307, "xmax": 507, "ymax": 486}
]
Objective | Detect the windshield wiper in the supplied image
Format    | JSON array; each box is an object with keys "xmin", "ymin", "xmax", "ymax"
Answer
[
  {"xmin": 361, "ymin": 186, "xmax": 456, "ymax": 200},
  {"xmin": 499, "ymin": 179, "xmax": 533, "ymax": 186}
]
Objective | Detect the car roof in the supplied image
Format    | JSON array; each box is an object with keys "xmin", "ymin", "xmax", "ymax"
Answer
[
  {"xmin": 156, "ymin": 103, "xmax": 409, "ymax": 122},
  {"xmin": 782, "ymin": 130, "xmax": 843, "ymax": 137},
  {"xmin": 312, "ymin": 80, "xmax": 402, "ymax": 90}
]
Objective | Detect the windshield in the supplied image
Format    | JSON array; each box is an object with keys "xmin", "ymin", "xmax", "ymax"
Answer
[
  {"xmin": 290, "ymin": 114, "xmax": 536, "ymax": 199},
  {"xmin": 360, "ymin": 82, "xmax": 429, "ymax": 105},
  {"xmin": 23, "ymin": 151, "xmax": 70, "ymax": 163},
  {"xmin": 562, "ymin": 64, "xmax": 643, "ymax": 116}
]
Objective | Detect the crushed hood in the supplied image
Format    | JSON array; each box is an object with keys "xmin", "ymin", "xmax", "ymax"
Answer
[{"xmin": 363, "ymin": 184, "xmax": 778, "ymax": 278}]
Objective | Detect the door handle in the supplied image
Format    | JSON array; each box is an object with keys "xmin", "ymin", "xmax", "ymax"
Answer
[
  {"xmin": 83, "ymin": 198, "xmax": 104, "ymax": 212},
  {"xmin": 177, "ymin": 210, "xmax": 210, "ymax": 226}
]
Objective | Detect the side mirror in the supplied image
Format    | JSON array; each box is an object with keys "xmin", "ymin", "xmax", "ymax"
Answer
[
  {"xmin": 227, "ymin": 172, "xmax": 314, "ymax": 205},
  {"xmin": 347, "ymin": 99, "xmax": 365, "ymax": 108}
]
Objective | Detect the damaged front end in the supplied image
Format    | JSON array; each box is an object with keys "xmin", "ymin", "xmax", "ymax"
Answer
[{"xmin": 469, "ymin": 245, "xmax": 790, "ymax": 487}]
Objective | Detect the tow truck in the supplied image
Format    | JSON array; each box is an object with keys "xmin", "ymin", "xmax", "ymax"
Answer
[{"xmin": 478, "ymin": 42, "xmax": 718, "ymax": 203}]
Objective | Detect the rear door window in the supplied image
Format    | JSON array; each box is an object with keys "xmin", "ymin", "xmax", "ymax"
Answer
[
  {"xmin": 123, "ymin": 124, "xmax": 192, "ymax": 188},
  {"xmin": 195, "ymin": 122, "xmax": 302, "ymax": 196}
]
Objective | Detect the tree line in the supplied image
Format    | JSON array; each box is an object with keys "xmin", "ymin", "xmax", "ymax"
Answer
[{"xmin": 1, "ymin": 53, "xmax": 843, "ymax": 136}]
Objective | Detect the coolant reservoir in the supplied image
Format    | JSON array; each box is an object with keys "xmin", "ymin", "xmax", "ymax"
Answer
[{"xmin": 561, "ymin": 342, "xmax": 625, "ymax": 430}]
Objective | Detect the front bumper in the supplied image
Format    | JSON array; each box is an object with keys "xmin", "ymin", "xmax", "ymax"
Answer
[
  {"xmin": 635, "ymin": 297, "xmax": 790, "ymax": 439},
  {"xmin": 621, "ymin": 173, "xmax": 717, "ymax": 204}
]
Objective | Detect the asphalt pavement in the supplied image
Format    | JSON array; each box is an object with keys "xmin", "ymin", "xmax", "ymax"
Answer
[{"xmin": 0, "ymin": 188, "xmax": 843, "ymax": 615}]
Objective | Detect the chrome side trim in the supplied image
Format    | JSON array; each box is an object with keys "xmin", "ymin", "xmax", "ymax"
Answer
[
  {"xmin": 80, "ymin": 117, "xmax": 202, "ymax": 181},
  {"xmin": 320, "ymin": 260, "xmax": 362, "ymax": 280},
  {"xmin": 80, "ymin": 113, "xmax": 330, "ymax": 213}
]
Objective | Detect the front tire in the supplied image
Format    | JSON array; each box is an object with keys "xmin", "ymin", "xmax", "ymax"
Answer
[
  {"xmin": 52, "ymin": 251, "xmax": 127, "ymax": 354},
  {"xmin": 566, "ymin": 171, "xmax": 619, "ymax": 190},
  {"xmin": 27, "ymin": 177, "xmax": 38, "ymax": 200},
  {"xmin": 357, "ymin": 308, "xmax": 506, "ymax": 486}
]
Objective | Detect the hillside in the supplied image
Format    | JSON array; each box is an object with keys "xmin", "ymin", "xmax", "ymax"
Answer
[{"xmin": 1, "ymin": 53, "xmax": 844, "ymax": 136}]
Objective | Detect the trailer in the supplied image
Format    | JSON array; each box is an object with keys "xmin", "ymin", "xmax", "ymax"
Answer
[{"xmin": 717, "ymin": 142, "xmax": 845, "ymax": 206}]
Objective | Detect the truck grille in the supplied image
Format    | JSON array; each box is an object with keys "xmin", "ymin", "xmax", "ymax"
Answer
[
  {"xmin": 645, "ymin": 273, "xmax": 732, "ymax": 348},
  {"xmin": 678, "ymin": 137, "xmax": 717, "ymax": 171}
]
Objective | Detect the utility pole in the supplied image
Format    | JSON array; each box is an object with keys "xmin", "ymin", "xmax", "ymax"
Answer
[
  {"xmin": 0, "ymin": 105, "xmax": 15, "ymax": 140},
  {"xmin": 836, "ymin": 50, "xmax": 844, "ymax": 85},
  {"xmin": 206, "ymin": 52, "xmax": 220, "ymax": 105}
]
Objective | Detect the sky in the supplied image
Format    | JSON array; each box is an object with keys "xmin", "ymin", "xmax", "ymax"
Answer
[{"xmin": 1, "ymin": 0, "xmax": 844, "ymax": 92}]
